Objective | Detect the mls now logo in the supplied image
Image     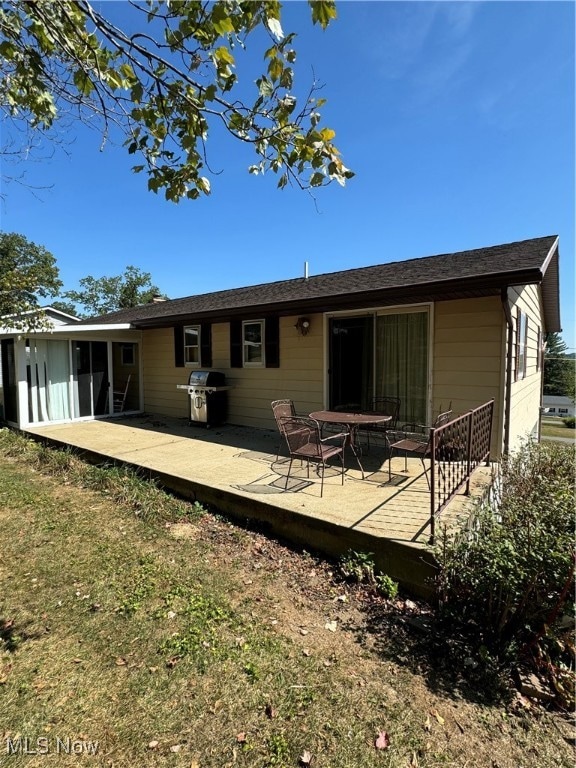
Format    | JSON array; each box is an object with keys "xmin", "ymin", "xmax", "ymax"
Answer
[{"xmin": 5, "ymin": 737, "xmax": 99, "ymax": 755}]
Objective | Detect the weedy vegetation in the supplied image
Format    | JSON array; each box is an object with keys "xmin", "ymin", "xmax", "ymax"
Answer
[{"xmin": 434, "ymin": 441, "xmax": 575, "ymax": 710}]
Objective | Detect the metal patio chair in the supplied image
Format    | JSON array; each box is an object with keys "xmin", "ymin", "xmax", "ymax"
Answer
[
  {"xmin": 388, "ymin": 409, "xmax": 453, "ymax": 486},
  {"xmin": 279, "ymin": 416, "xmax": 347, "ymax": 497},
  {"xmin": 362, "ymin": 396, "xmax": 401, "ymax": 451},
  {"xmin": 271, "ymin": 399, "xmax": 300, "ymax": 459}
]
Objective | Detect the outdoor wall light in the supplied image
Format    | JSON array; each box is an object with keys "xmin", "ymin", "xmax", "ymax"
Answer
[{"xmin": 295, "ymin": 317, "xmax": 311, "ymax": 336}]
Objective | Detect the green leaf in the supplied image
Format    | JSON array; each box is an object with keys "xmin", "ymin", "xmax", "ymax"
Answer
[
  {"xmin": 214, "ymin": 46, "xmax": 234, "ymax": 66},
  {"xmin": 211, "ymin": 4, "xmax": 235, "ymax": 36},
  {"xmin": 319, "ymin": 127, "xmax": 336, "ymax": 142},
  {"xmin": 268, "ymin": 56, "xmax": 283, "ymax": 83},
  {"xmin": 73, "ymin": 69, "xmax": 94, "ymax": 97},
  {"xmin": 309, "ymin": 0, "xmax": 337, "ymax": 29}
]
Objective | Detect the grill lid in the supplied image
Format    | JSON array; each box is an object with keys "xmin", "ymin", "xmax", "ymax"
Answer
[{"xmin": 187, "ymin": 370, "xmax": 226, "ymax": 387}]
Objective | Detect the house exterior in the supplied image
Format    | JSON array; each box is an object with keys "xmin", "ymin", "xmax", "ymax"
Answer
[
  {"xmin": 0, "ymin": 306, "xmax": 80, "ymax": 422},
  {"xmin": 0, "ymin": 236, "xmax": 561, "ymax": 457},
  {"xmin": 543, "ymin": 395, "xmax": 575, "ymax": 418}
]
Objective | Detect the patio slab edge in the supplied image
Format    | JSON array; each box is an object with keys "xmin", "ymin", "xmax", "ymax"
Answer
[{"xmin": 22, "ymin": 429, "xmax": 437, "ymax": 600}]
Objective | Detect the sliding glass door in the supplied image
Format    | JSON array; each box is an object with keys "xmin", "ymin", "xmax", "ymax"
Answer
[
  {"xmin": 329, "ymin": 309, "xmax": 429, "ymax": 423},
  {"xmin": 375, "ymin": 311, "xmax": 428, "ymax": 424},
  {"xmin": 28, "ymin": 339, "xmax": 71, "ymax": 423},
  {"xmin": 329, "ymin": 316, "xmax": 373, "ymax": 410},
  {"xmin": 73, "ymin": 341, "xmax": 109, "ymax": 418}
]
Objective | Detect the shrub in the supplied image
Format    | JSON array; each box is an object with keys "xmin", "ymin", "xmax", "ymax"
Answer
[
  {"xmin": 434, "ymin": 442, "xmax": 575, "ymax": 703},
  {"xmin": 562, "ymin": 415, "xmax": 575, "ymax": 428}
]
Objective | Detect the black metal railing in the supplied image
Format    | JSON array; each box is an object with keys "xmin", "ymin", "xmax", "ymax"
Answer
[{"xmin": 429, "ymin": 399, "xmax": 494, "ymax": 541}]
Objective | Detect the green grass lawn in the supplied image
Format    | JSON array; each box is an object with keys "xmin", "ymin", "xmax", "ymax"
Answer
[
  {"xmin": 0, "ymin": 430, "xmax": 574, "ymax": 768},
  {"xmin": 541, "ymin": 420, "xmax": 575, "ymax": 440}
]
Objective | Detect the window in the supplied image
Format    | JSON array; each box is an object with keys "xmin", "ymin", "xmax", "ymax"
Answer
[
  {"xmin": 515, "ymin": 309, "xmax": 528, "ymax": 381},
  {"xmin": 559, "ymin": 408, "xmax": 568, "ymax": 414},
  {"xmin": 121, "ymin": 343, "xmax": 136, "ymax": 366},
  {"xmin": 184, "ymin": 325, "xmax": 201, "ymax": 366},
  {"xmin": 230, "ymin": 317, "xmax": 278, "ymax": 368},
  {"xmin": 243, "ymin": 320, "xmax": 264, "ymax": 366},
  {"xmin": 548, "ymin": 408, "xmax": 556, "ymax": 413}
]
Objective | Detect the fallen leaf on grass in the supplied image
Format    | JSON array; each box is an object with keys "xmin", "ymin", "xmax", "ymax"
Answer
[
  {"xmin": 430, "ymin": 709, "xmax": 445, "ymax": 725},
  {"xmin": 324, "ymin": 621, "xmax": 337, "ymax": 632},
  {"xmin": 375, "ymin": 731, "xmax": 390, "ymax": 750},
  {"xmin": 265, "ymin": 703, "xmax": 277, "ymax": 719},
  {"xmin": 0, "ymin": 664, "xmax": 13, "ymax": 684},
  {"xmin": 1, "ymin": 619, "xmax": 15, "ymax": 631},
  {"xmin": 148, "ymin": 740, "xmax": 159, "ymax": 749},
  {"xmin": 424, "ymin": 715, "xmax": 431, "ymax": 732},
  {"xmin": 236, "ymin": 732, "xmax": 247, "ymax": 743},
  {"xmin": 115, "ymin": 657, "xmax": 127, "ymax": 666},
  {"xmin": 300, "ymin": 750, "xmax": 313, "ymax": 765},
  {"xmin": 170, "ymin": 744, "xmax": 181, "ymax": 753},
  {"xmin": 409, "ymin": 751, "xmax": 419, "ymax": 766}
]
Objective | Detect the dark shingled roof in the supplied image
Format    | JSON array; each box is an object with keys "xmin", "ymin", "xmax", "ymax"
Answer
[{"xmin": 89, "ymin": 235, "xmax": 561, "ymax": 332}]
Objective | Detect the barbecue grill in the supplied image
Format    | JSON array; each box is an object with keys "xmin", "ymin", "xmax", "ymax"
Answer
[{"xmin": 176, "ymin": 370, "xmax": 229, "ymax": 427}]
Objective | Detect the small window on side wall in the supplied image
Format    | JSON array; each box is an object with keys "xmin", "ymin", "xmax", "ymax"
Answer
[
  {"xmin": 243, "ymin": 320, "xmax": 264, "ymax": 366},
  {"xmin": 121, "ymin": 343, "xmax": 136, "ymax": 366},
  {"xmin": 515, "ymin": 309, "xmax": 528, "ymax": 381},
  {"xmin": 184, "ymin": 325, "xmax": 201, "ymax": 366}
]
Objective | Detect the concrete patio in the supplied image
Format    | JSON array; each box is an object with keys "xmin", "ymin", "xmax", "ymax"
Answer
[{"xmin": 24, "ymin": 415, "xmax": 494, "ymax": 598}]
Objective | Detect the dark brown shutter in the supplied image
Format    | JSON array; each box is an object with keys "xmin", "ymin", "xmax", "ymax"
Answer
[
  {"xmin": 200, "ymin": 323, "xmax": 212, "ymax": 368},
  {"xmin": 174, "ymin": 325, "xmax": 184, "ymax": 367},
  {"xmin": 230, "ymin": 320, "xmax": 242, "ymax": 367},
  {"xmin": 265, "ymin": 316, "xmax": 280, "ymax": 368}
]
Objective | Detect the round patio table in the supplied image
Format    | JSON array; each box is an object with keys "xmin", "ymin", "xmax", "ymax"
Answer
[{"xmin": 309, "ymin": 410, "xmax": 392, "ymax": 478}]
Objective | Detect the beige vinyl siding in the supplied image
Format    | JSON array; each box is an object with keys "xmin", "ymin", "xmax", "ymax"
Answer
[
  {"xmin": 142, "ymin": 327, "xmax": 190, "ymax": 417},
  {"xmin": 432, "ymin": 297, "xmax": 504, "ymax": 456},
  {"xmin": 508, "ymin": 284, "xmax": 544, "ymax": 451},
  {"xmin": 142, "ymin": 316, "xmax": 325, "ymax": 428}
]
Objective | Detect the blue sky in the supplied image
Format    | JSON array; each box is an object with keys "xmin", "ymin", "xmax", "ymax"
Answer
[{"xmin": 2, "ymin": 1, "xmax": 574, "ymax": 349}]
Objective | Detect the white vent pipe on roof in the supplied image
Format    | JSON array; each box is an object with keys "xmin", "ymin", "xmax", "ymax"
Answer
[{"xmin": 304, "ymin": 261, "xmax": 309, "ymax": 279}]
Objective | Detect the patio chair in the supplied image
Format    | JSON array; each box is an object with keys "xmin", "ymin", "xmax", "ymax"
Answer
[
  {"xmin": 113, "ymin": 374, "xmax": 131, "ymax": 413},
  {"xmin": 362, "ymin": 396, "xmax": 401, "ymax": 451},
  {"xmin": 271, "ymin": 399, "xmax": 306, "ymax": 459},
  {"xmin": 279, "ymin": 416, "xmax": 347, "ymax": 497},
  {"xmin": 388, "ymin": 409, "xmax": 453, "ymax": 486}
]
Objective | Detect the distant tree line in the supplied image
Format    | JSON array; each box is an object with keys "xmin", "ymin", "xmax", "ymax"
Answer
[{"xmin": 544, "ymin": 333, "xmax": 575, "ymax": 403}]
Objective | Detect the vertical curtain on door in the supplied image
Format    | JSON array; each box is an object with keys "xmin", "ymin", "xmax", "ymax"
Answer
[
  {"xmin": 28, "ymin": 340, "xmax": 71, "ymax": 422},
  {"xmin": 46, "ymin": 340, "xmax": 71, "ymax": 420},
  {"xmin": 375, "ymin": 312, "xmax": 428, "ymax": 425}
]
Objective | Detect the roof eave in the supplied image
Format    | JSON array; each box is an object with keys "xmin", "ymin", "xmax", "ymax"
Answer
[{"xmin": 130, "ymin": 268, "xmax": 546, "ymax": 329}]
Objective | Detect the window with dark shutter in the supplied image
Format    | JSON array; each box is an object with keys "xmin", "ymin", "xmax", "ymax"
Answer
[
  {"xmin": 230, "ymin": 317, "xmax": 280, "ymax": 368},
  {"xmin": 264, "ymin": 316, "xmax": 280, "ymax": 368},
  {"xmin": 174, "ymin": 325, "xmax": 184, "ymax": 367},
  {"xmin": 200, "ymin": 323, "xmax": 212, "ymax": 368},
  {"xmin": 230, "ymin": 320, "xmax": 242, "ymax": 367}
]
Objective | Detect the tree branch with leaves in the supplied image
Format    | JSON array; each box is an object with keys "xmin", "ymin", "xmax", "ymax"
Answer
[{"xmin": 0, "ymin": 0, "xmax": 352, "ymax": 201}]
